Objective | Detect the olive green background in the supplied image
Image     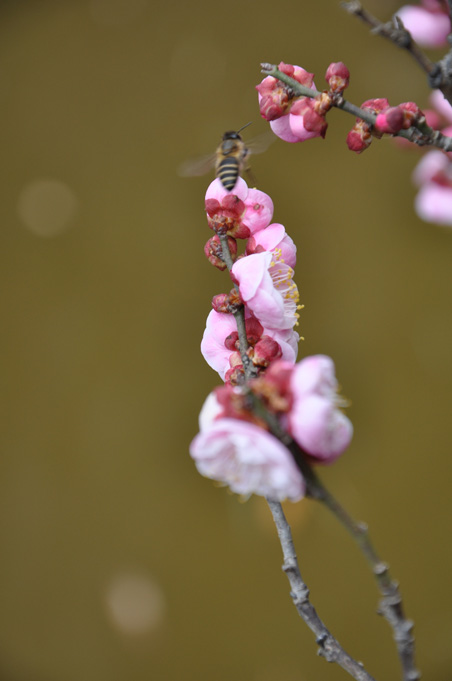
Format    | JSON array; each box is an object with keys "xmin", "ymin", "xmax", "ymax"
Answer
[{"xmin": 0, "ymin": 0, "xmax": 451, "ymax": 680}]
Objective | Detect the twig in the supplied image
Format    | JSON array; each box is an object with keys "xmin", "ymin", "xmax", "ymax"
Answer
[
  {"xmin": 267, "ymin": 499, "xmax": 378, "ymax": 681},
  {"xmin": 218, "ymin": 234, "xmax": 257, "ymax": 380},
  {"xmin": 342, "ymin": 1, "xmax": 434, "ymax": 76},
  {"xmin": 260, "ymin": 62, "xmax": 452, "ymax": 151},
  {"xmin": 342, "ymin": 1, "xmax": 452, "ymax": 104},
  {"xmin": 250, "ymin": 402, "xmax": 420, "ymax": 681}
]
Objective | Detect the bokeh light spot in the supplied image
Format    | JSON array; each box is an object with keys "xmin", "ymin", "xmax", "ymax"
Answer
[
  {"xmin": 17, "ymin": 178, "xmax": 78, "ymax": 238},
  {"xmin": 105, "ymin": 572, "xmax": 166, "ymax": 635}
]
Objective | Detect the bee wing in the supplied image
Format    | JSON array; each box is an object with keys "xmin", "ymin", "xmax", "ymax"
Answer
[
  {"xmin": 178, "ymin": 153, "xmax": 217, "ymax": 178},
  {"xmin": 245, "ymin": 131, "xmax": 276, "ymax": 156}
]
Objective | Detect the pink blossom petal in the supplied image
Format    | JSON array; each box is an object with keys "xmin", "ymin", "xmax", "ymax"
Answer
[
  {"xmin": 250, "ymin": 223, "xmax": 297, "ymax": 269},
  {"xmin": 289, "ymin": 395, "xmax": 353, "ymax": 462},
  {"xmin": 289, "ymin": 112, "xmax": 322, "ymax": 141},
  {"xmin": 190, "ymin": 418, "xmax": 306, "ymax": 501},
  {"xmin": 412, "ymin": 150, "xmax": 448, "ymax": 185},
  {"xmin": 266, "ymin": 328, "xmax": 299, "ymax": 364},
  {"xmin": 201, "ymin": 310, "xmax": 237, "ymax": 380},
  {"xmin": 242, "ymin": 188, "xmax": 274, "ymax": 234},
  {"xmin": 232, "ymin": 252, "xmax": 300, "ymax": 331},
  {"xmin": 198, "ymin": 391, "xmax": 223, "ymax": 431},
  {"xmin": 205, "ymin": 177, "xmax": 249, "ymax": 202},
  {"xmin": 290, "ymin": 355, "xmax": 338, "ymax": 400},
  {"xmin": 415, "ymin": 182, "xmax": 452, "ymax": 225},
  {"xmin": 430, "ymin": 89, "xmax": 452, "ymax": 124},
  {"xmin": 270, "ymin": 115, "xmax": 301, "ymax": 143},
  {"xmin": 396, "ymin": 6, "xmax": 450, "ymax": 47}
]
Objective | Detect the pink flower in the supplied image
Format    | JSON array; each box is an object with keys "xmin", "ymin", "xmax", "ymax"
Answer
[
  {"xmin": 205, "ymin": 178, "xmax": 274, "ymax": 238},
  {"xmin": 190, "ymin": 356, "xmax": 353, "ymax": 498},
  {"xmin": 288, "ymin": 355, "xmax": 353, "ymax": 462},
  {"xmin": 232, "ymin": 251, "xmax": 300, "ymax": 331},
  {"xmin": 396, "ymin": 2, "xmax": 450, "ymax": 48},
  {"xmin": 246, "ymin": 222, "xmax": 297, "ymax": 269},
  {"xmin": 430, "ymin": 89, "xmax": 452, "ymax": 124},
  {"xmin": 288, "ymin": 395, "xmax": 353, "ymax": 463},
  {"xmin": 412, "ymin": 150, "xmax": 452, "ymax": 225},
  {"xmin": 190, "ymin": 416, "xmax": 306, "ymax": 501},
  {"xmin": 206, "ymin": 177, "xmax": 248, "ymax": 203},
  {"xmin": 201, "ymin": 309, "xmax": 299, "ymax": 381},
  {"xmin": 415, "ymin": 182, "xmax": 452, "ymax": 225}
]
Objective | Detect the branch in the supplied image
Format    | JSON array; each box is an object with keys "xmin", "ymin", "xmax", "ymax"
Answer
[
  {"xmin": 342, "ymin": 1, "xmax": 452, "ymax": 105},
  {"xmin": 218, "ymin": 234, "xmax": 258, "ymax": 380},
  {"xmin": 267, "ymin": 499, "xmax": 378, "ymax": 681},
  {"xmin": 251, "ymin": 402, "xmax": 420, "ymax": 681},
  {"xmin": 260, "ymin": 62, "xmax": 452, "ymax": 152},
  {"xmin": 342, "ymin": 1, "xmax": 434, "ymax": 76},
  {"xmin": 301, "ymin": 466, "xmax": 420, "ymax": 681}
]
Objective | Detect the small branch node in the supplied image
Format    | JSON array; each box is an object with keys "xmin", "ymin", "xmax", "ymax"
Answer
[{"xmin": 373, "ymin": 561, "xmax": 389, "ymax": 576}]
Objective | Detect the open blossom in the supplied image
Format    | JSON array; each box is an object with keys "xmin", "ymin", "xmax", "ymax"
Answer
[
  {"xmin": 232, "ymin": 251, "xmax": 300, "ymax": 331},
  {"xmin": 396, "ymin": 1, "xmax": 450, "ymax": 48},
  {"xmin": 412, "ymin": 149, "xmax": 452, "ymax": 225},
  {"xmin": 288, "ymin": 356, "xmax": 353, "ymax": 461},
  {"xmin": 190, "ymin": 417, "xmax": 306, "ymax": 501},
  {"xmin": 205, "ymin": 178, "xmax": 274, "ymax": 237},
  {"xmin": 189, "ymin": 356, "xmax": 352, "ymax": 500},
  {"xmin": 413, "ymin": 150, "xmax": 452, "ymax": 218}
]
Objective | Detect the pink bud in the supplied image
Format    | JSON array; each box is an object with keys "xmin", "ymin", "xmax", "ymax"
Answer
[
  {"xmin": 346, "ymin": 127, "xmax": 372, "ymax": 153},
  {"xmin": 325, "ymin": 61, "xmax": 350, "ymax": 93},
  {"xmin": 375, "ymin": 107, "xmax": 405, "ymax": 134},
  {"xmin": 204, "ymin": 235, "xmax": 237, "ymax": 270},
  {"xmin": 250, "ymin": 335, "xmax": 282, "ymax": 367}
]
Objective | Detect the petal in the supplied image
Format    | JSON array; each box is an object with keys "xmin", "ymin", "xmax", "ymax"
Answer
[
  {"xmin": 289, "ymin": 395, "xmax": 353, "ymax": 462},
  {"xmin": 190, "ymin": 418, "xmax": 305, "ymax": 501}
]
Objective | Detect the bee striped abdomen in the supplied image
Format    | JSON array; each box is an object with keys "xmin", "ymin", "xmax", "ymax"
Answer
[{"xmin": 217, "ymin": 157, "xmax": 240, "ymax": 191}]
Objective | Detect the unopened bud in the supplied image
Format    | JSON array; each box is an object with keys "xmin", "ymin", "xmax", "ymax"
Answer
[
  {"xmin": 204, "ymin": 235, "xmax": 237, "ymax": 270},
  {"xmin": 325, "ymin": 62, "xmax": 350, "ymax": 93}
]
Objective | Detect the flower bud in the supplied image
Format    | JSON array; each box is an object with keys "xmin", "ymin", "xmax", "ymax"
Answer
[
  {"xmin": 204, "ymin": 235, "xmax": 237, "ymax": 270},
  {"xmin": 325, "ymin": 61, "xmax": 350, "ymax": 93}
]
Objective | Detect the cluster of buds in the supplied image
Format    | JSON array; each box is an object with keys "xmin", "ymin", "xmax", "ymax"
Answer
[
  {"xmin": 201, "ymin": 177, "xmax": 301, "ymax": 384},
  {"xmin": 347, "ymin": 99, "xmax": 425, "ymax": 153},
  {"xmin": 256, "ymin": 61, "xmax": 350, "ymax": 143},
  {"xmin": 190, "ymin": 356, "xmax": 353, "ymax": 501}
]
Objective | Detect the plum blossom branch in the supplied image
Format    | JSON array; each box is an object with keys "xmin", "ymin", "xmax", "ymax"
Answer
[
  {"xmin": 260, "ymin": 62, "xmax": 452, "ymax": 151},
  {"xmin": 309, "ymin": 477, "xmax": 420, "ymax": 681},
  {"xmin": 342, "ymin": 1, "xmax": 452, "ymax": 104},
  {"xmin": 341, "ymin": 1, "xmax": 435, "ymax": 76},
  {"xmin": 245, "ymin": 397, "xmax": 420, "ymax": 681},
  {"xmin": 267, "ymin": 500, "xmax": 377, "ymax": 681}
]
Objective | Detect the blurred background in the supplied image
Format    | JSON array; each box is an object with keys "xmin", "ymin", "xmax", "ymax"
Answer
[{"xmin": 0, "ymin": 0, "xmax": 451, "ymax": 679}]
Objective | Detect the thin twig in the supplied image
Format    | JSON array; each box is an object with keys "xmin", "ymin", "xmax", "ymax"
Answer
[
  {"xmin": 342, "ymin": 1, "xmax": 452, "ymax": 104},
  {"xmin": 267, "ymin": 499, "xmax": 377, "ymax": 681},
  {"xmin": 309, "ymin": 476, "xmax": 421, "ymax": 681},
  {"xmin": 342, "ymin": 1, "xmax": 435, "ymax": 76},
  {"xmin": 218, "ymin": 234, "xmax": 257, "ymax": 380},
  {"xmin": 251, "ymin": 402, "xmax": 420, "ymax": 681}
]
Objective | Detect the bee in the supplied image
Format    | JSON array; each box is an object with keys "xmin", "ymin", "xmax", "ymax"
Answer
[{"xmin": 179, "ymin": 123, "xmax": 274, "ymax": 191}]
